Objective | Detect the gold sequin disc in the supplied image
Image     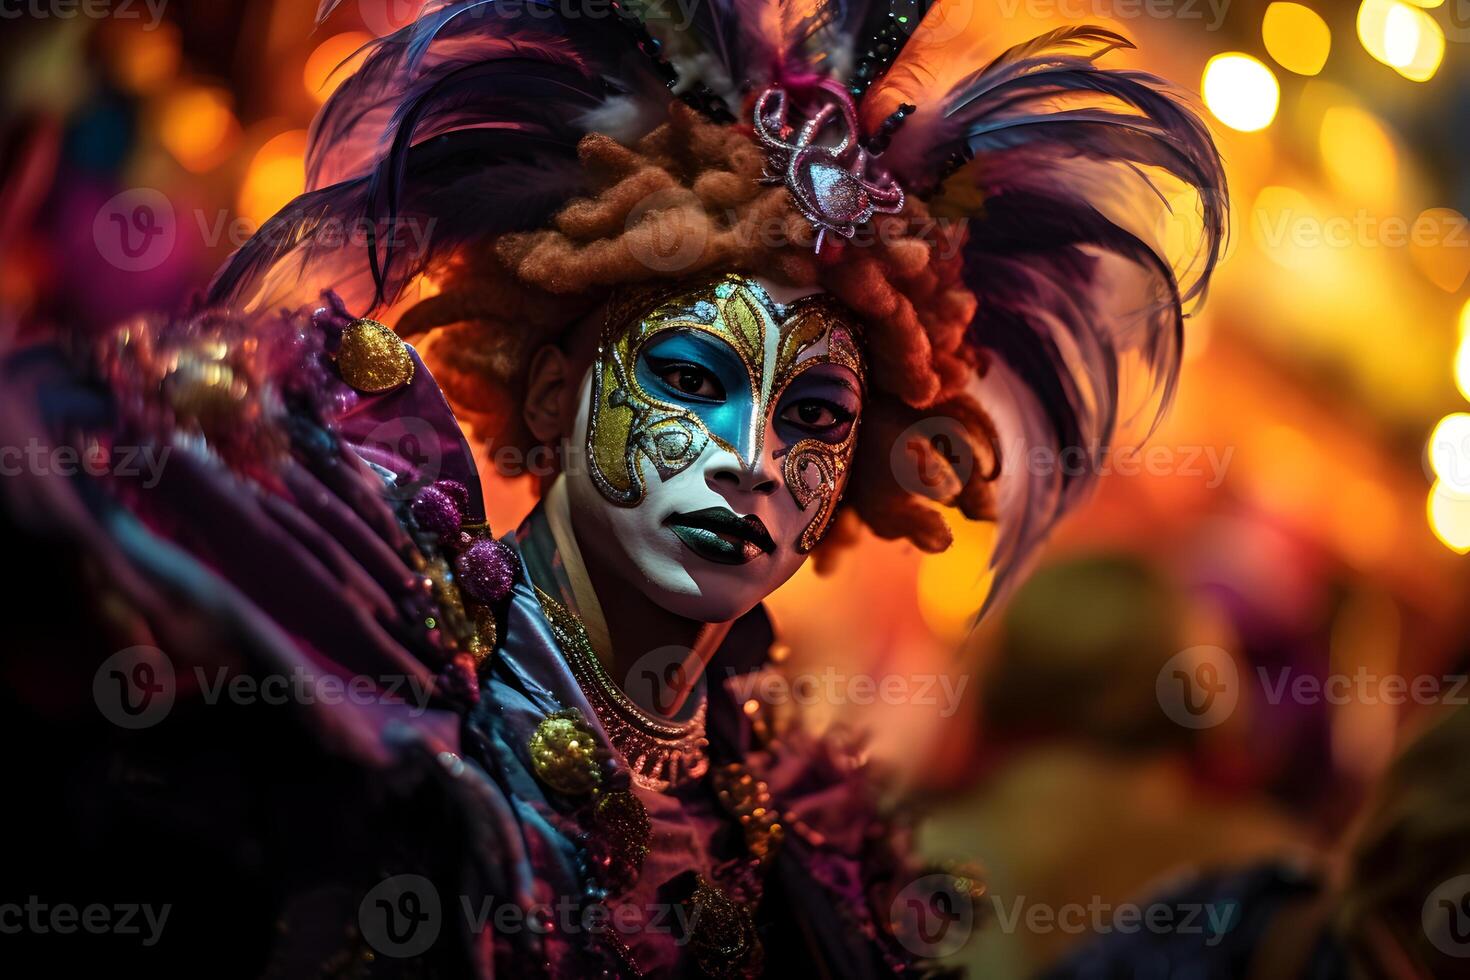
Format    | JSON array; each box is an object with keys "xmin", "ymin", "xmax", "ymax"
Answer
[{"xmin": 337, "ymin": 317, "xmax": 414, "ymax": 393}]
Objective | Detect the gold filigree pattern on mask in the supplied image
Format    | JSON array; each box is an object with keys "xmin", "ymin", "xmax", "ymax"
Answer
[
  {"xmin": 588, "ymin": 276, "xmax": 774, "ymax": 504},
  {"xmin": 771, "ymin": 300, "xmax": 865, "ymax": 553}
]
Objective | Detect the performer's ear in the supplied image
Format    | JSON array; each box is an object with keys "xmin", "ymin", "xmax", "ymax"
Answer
[{"xmin": 523, "ymin": 344, "xmax": 575, "ymax": 443}]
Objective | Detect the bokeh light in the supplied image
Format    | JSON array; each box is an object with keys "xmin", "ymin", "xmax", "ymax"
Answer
[
  {"xmin": 1319, "ymin": 106, "xmax": 1398, "ymax": 209},
  {"xmin": 1409, "ymin": 208, "xmax": 1470, "ymax": 292},
  {"xmin": 1202, "ymin": 54, "xmax": 1280, "ymax": 132},
  {"xmin": 103, "ymin": 21, "xmax": 182, "ymax": 96},
  {"xmin": 303, "ymin": 32, "xmax": 373, "ymax": 104},
  {"xmin": 1262, "ymin": 3, "xmax": 1331, "ymax": 76},
  {"xmin": 1357, "ymin": 0, "xmax": 1445, "ymax": 82},
  {"xmin": 1456, "ymin": 329, "xmax": 1470, "ymax": 402},
  {"xmin": 158, "ymin": 86, "xmax": 240, "ymax": 173},
  {"xmin": 1429, "ymin": 414, "xmax": 1470, "ymax": 493},
  {"xmin": 1428, "ymin": 481, "xmax": 1470, "ymax": 553},
  {"xmin": 238, "ymin": 130, "xmax": 308, "ymax": 229}
]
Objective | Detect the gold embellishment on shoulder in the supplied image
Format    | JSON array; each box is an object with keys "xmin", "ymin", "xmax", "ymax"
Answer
[
  {"xmin": 535, "ymin": 587, "xmax": 710, "ymax": 793},
  {"xmin": 337, "ymin": 317, "xmax": 414, "ymax": 393},
  {"xmin": 528, "ymin": 708, "xmax": 604, "ymax": 796}
]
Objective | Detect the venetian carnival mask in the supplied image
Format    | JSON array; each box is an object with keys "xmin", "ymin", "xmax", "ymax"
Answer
[{"xmin": 564, "ymin": 274, "xmax": 866, "ymax": 624}]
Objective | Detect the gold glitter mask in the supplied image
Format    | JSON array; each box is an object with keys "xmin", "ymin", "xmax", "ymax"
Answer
[{"xmin": 586, "ymin": 274, "xmax": 866, "ymax": 553}]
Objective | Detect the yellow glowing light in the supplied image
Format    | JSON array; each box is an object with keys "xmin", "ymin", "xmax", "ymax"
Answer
[
  {"xmin": 1251, "ymin": 185, "xmax": 1322, "ymax": 272},
  {"xmin": 1319, "ymin": 106, "xmax": 1398, "ymax": 208},
  {"xmin": 304, "ymin": 32, "xmax": 373, "ymax": 104},
  {"xmin": 158, "ymin": 87, "xmax": 239, "ymax": 173},
  {"xmin": 1430, "ymin": 414, "xmax": 1470, "ymax": 493},
  {"xmin": 1409, "ymin": 208, "xmax": 1470, "ymax": 292},
  {"xmin": 1358, "ymin": 0, "xmax": 1445, "ymax": 81},
  {"xmin": 1263, "ymin": 3, "xmax": 1332, "ymax": 76},
  {"xmin": 238, "ymin": 130, "xmax": 308, "ymax": 230},
  {"xmin": 1428, "ymin": 480, "xmax": 1470, "ymax": 554},
  {"xmin": 1202, "ymin": 54, "xmax": 1280, "ymax": 132},
  {"xmin": 1457, "ymin": 332, "xmax": 1470, "ymax": 401},
  {"xmin": 1460, "ymin": 297, "xmax": 1470, "ymax": 338},
  {"xmin": 916, "ymin": 519, "xmax": 995, "ymax": 639}
]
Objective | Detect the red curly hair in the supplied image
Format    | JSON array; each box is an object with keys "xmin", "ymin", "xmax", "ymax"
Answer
[{"xmin": 400, "ymin": 103, "xmax": 996, "ymax": 558}]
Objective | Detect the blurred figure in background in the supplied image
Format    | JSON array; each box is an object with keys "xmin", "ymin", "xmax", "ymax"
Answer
[{"xmin": 923, "ymin": 555, "xmax": 1318, "ymax": 977}]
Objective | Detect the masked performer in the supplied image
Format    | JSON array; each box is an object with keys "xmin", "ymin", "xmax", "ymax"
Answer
[{"xmin": 2, "ymin": 1, "xmax": 1224, "ymax": 976}]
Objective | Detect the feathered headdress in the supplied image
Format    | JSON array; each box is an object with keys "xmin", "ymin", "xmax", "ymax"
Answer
[{"xmin": 211, "ymin": 0, "xmax": 1226, "ymax": 618}]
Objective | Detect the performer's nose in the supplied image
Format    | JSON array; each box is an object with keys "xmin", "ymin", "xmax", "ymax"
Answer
[{"xmin": 708, "ymin": 449, "xmax": 779, "ymax": 496}]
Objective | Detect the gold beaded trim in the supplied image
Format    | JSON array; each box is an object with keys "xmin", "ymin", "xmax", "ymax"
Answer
[{"xmin": 535, "ymin": 587, "xmax": 710, "ymax": 793}]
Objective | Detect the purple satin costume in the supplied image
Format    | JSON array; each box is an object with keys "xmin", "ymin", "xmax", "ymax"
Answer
[{"xmin": 0, "ymin": 295, "xmax": 927, "ymax": 978}]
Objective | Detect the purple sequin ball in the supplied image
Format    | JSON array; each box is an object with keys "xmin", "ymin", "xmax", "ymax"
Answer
[
  {"xmin": 455, "ymin": 538, "xmax": 516, "ymax": 605},
  {"xmin": 435, "ymin": 479, "xmax": 469, "ymax": 511},
  {"xmin": 410, "ymin": 482, "xmax": 463, "ymax": 543}
]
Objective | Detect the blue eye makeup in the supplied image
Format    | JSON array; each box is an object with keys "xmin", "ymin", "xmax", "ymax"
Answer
[{"xmin": 636, "ymin": 329, "xmax": 758, "ymax": 457}]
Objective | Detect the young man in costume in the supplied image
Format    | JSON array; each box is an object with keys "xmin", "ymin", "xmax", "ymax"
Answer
[{"xmin": 1, "ymin": 0, "xmax": 1224, "ymax": 975}]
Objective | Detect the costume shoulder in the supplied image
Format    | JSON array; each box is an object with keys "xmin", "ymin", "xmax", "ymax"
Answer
[{"xmin": 0, "ymin": 295, "xmax": 531, "ymax": 976}]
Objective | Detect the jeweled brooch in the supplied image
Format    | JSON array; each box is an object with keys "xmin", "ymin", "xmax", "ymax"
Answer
[{"xmin": 753, "ymin": 80, "xmax": 906, "ymax": 252}]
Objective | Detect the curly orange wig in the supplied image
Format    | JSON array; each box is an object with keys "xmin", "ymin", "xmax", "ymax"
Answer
[{"xmin": 399, "ymin": 103, "xmax": 995, "ymax": 558}]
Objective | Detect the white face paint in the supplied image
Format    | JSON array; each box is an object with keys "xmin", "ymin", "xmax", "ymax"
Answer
[{"xmin": 563, "ymin": 275, "xmax": 866, "ymax": 623}]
